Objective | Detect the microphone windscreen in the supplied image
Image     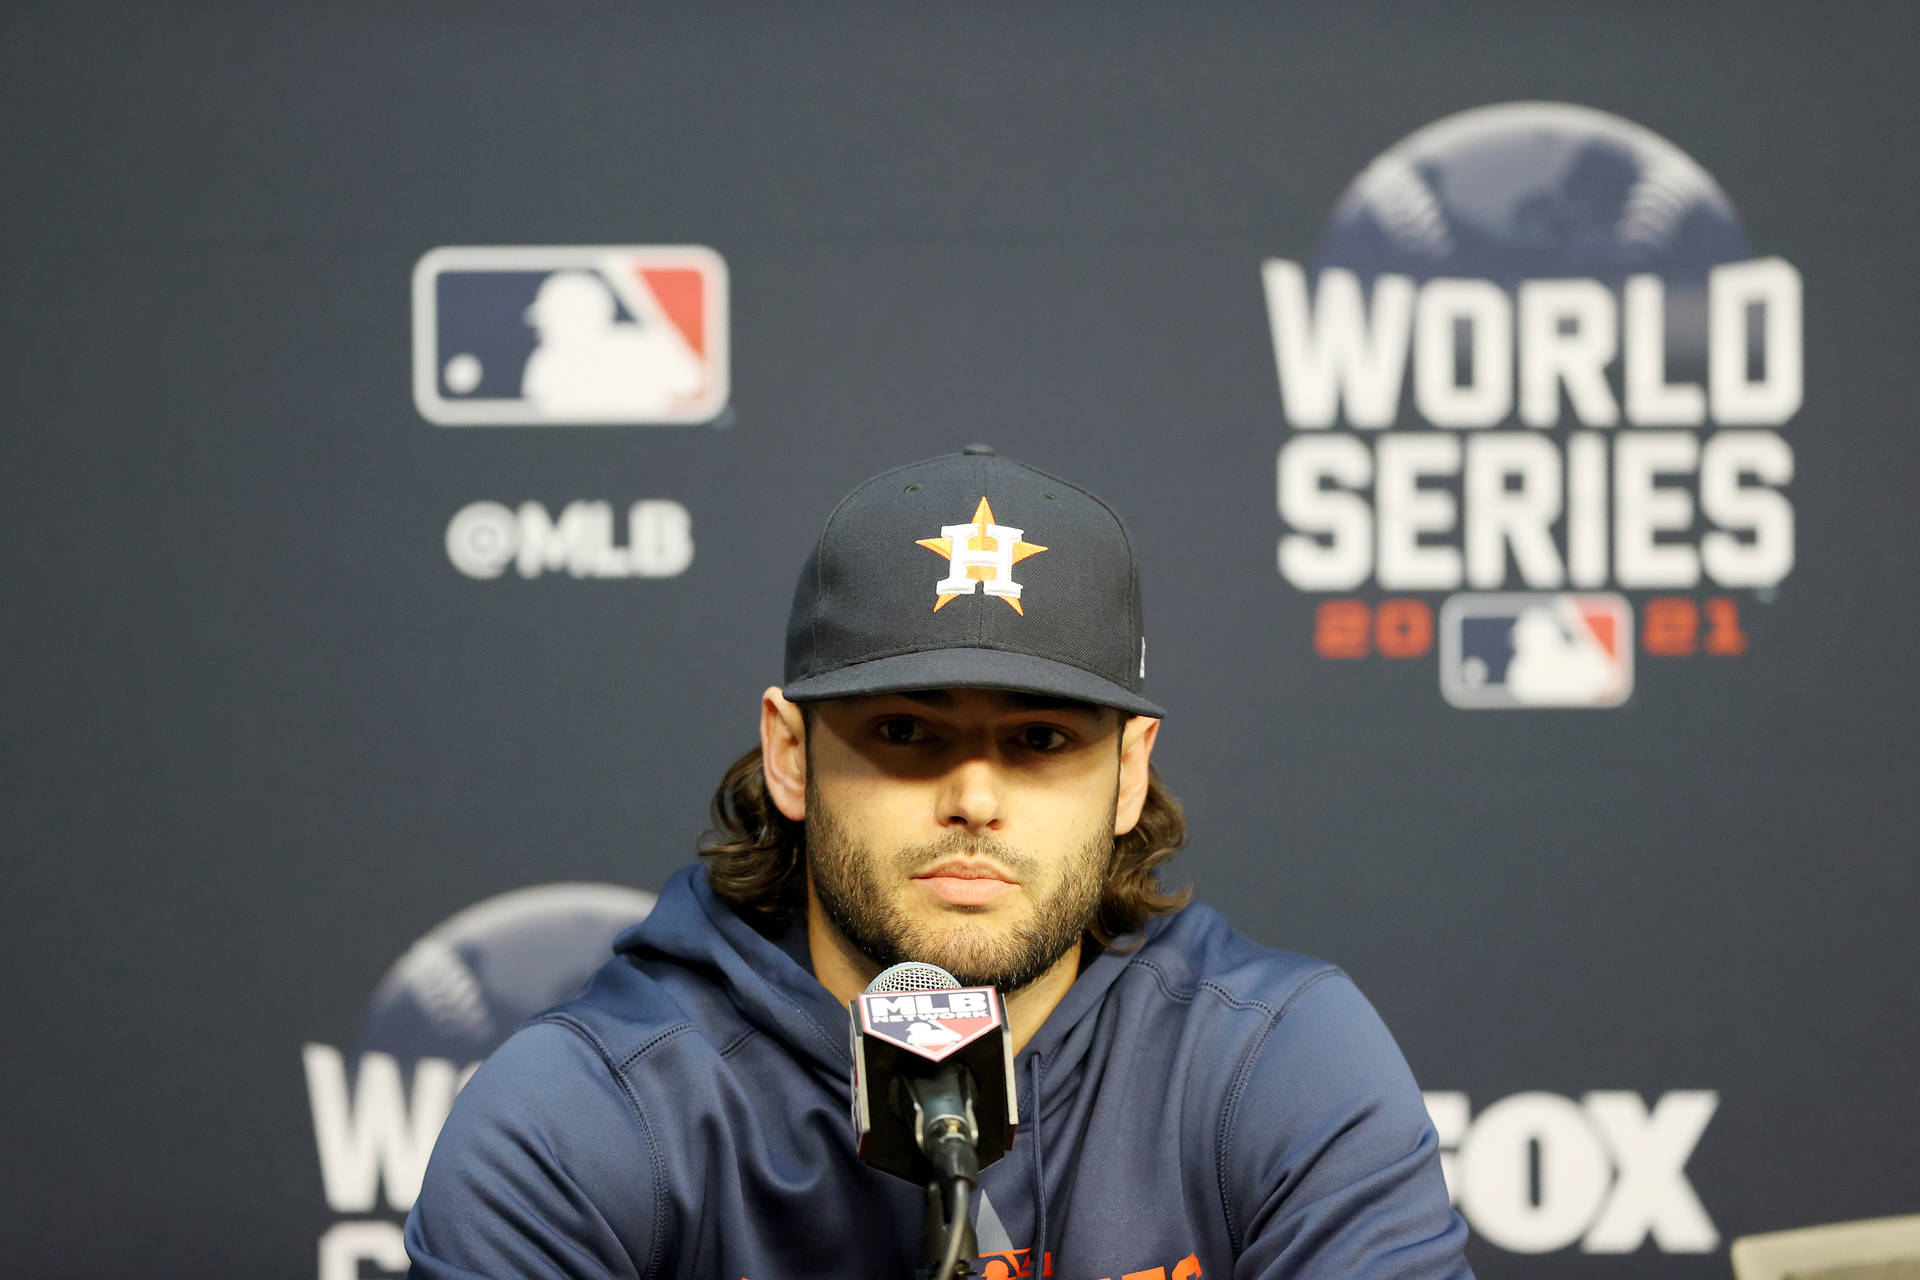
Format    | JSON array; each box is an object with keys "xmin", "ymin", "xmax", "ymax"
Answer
[{"xmin": 866, "ymin": 962, "xmax": 960, "ymax": 994}]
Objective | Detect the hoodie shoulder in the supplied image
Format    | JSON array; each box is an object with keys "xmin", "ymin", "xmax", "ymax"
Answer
[
  {"xmin": 1214, "ymin": 969, "xmax": 1472, "ymax": 1278},
  {"xmin": 406, "ymin": 1017, "xmax": 663, "ymax": 1279},
  {"xmin": 1130, "ymin": 905, "xmax": 1471, "ymax": 1278},
  {"xmin": 1126, "ymin": 900, "xmax": 1344, "ymax": 1012},
  {"xmin": 551, "ymin": 948, "xmax": 705, "ymax": 1069}
]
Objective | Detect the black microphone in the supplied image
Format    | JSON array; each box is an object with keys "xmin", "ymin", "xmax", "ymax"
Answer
[{"xmin": 849, "ymin": 962, "xmax": 1018, "ymax": 1279}]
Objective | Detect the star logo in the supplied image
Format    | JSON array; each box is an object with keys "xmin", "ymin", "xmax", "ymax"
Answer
[{"xmin": 914, "ymin": 497, "xmax": 1048, "ymax": 614}]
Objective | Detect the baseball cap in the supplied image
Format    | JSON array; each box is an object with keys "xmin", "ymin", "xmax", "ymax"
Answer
[{"xmin": 782, "ymin": 446, "xmax": 1163, "ymax": 718}]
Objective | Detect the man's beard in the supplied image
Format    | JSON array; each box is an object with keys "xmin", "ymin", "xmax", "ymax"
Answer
[{"xmin": 805, "ymin": 780, "xmax": 1114, "ymax": 993}]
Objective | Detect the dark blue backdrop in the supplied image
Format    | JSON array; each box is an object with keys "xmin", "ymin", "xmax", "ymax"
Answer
[{"xmin": 4, "ymin": 4, "xmax": 1915, "ymax": 1277}]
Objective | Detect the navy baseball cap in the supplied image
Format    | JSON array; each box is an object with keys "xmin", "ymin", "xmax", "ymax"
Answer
[{"xmin": 782, "ymin": 447, "xmax": 1163, "ymax": 718}]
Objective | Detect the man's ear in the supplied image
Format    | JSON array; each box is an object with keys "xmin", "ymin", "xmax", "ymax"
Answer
[
  {"xmin": 760, "ymin": 687, "xmax": 808, "ymax": 822},
  {"xmin": 1114, "ymin": 715, "xmax": 1161, "ymax": 836}
]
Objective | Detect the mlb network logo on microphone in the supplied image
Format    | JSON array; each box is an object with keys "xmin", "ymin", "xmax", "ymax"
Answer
[
  {"xmin": 858, "ymin": 988, "xmax": 1002, "ymax": 1062},
  {"xmin": 412, "ymin": 245, "xmax": 729, "ymax": 425}
]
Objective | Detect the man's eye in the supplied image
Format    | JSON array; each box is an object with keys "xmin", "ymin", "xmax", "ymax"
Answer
[
  {"xmin": 1015, "ymin": 725, "xmax": 1071, "ymax": 752},
  {"xmin": 877, "ymin": 718, "xmax": 930, "ymax": 745}
]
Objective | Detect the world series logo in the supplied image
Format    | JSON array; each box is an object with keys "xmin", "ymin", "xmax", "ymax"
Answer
[
  {"xmin": 1262, "ymin": 102, "xmax": 1798, "ymax": 708},
  {"xmin": 301, "ymin": 884, "xmax": 656, "ymax": 1280}
]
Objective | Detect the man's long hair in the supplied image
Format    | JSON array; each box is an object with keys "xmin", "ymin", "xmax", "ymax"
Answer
[{"xmin": 698, "ymin": 744, "xmax": 1190, "ymax": 947}]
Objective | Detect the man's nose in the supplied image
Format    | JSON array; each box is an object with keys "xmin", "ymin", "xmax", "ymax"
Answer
[{"xmin": 938, "ymin": 756, "xmax": 1003, "ymax": 832}]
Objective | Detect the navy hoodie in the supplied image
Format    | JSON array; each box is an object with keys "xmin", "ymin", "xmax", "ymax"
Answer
[{"xmin": 406, "ymin": 866, "xmax": 1472, "ymax": 1279}]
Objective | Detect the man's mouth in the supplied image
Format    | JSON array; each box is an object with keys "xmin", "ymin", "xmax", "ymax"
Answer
[{"xmin": 913, "ymin": 858, "xmax": 1019, "ymax": 907}]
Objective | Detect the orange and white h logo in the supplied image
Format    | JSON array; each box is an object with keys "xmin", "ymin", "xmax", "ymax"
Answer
[{"xmin": 915, "ymin": 497, "xmax": 1048, "ymax": 614}]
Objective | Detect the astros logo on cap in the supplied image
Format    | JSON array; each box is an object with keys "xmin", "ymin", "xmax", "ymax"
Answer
[{"xmin": 915, "ymin": 497, "xmax": 1047, "ymax": 614}]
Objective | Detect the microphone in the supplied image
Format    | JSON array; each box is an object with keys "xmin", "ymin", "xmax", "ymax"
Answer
[{"xmin": 849, "ymin": 962, "xmax": 1018, "ymax": 1278}]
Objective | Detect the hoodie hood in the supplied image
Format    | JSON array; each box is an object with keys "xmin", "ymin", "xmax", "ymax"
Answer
[{"xmin": 613, "ymin": 866, "xmax": 854, "ymax": 1081}]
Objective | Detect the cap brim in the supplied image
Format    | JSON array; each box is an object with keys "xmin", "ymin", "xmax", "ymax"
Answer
[{"xmin": 784, "ymin": 647, "xmax": 1164, "ymax": 719}]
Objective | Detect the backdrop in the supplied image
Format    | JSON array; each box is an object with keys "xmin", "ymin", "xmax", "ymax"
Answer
[{"xmin": 5, "ymin": 4, "xmax": 1916, "ymax": 1278}]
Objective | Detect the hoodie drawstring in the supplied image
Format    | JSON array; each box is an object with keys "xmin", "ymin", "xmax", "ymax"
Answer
[{"xmin": 1026, "ymin": 1055, "xmax": 1048, "ymax": 1280}]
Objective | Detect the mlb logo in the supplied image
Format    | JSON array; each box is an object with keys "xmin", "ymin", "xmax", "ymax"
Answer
[
  {"xmin": 857, "ymin": 988, "xmax": 1002, "ymax": 1064},
  {"xmin": 1439, "ymin": 593, "xmax": 1634, "ymax": 709},
  {"xmin": 411, "ymin": 245, "xmax": 729, "ymax": 425}
]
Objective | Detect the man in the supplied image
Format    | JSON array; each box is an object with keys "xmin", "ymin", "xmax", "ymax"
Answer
[{"xmin": 407, "ymin": 447, "xmax": 1471, "ymax": 1279}]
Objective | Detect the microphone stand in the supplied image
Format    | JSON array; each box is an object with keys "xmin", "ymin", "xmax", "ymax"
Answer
[
  {"xmin": 917, "ymin": 1174, "xmax": 976, "ymax": 1280},
  {"xmin": 915, "ymin": 1115, "xmax": 979, "ymax": 1280}
]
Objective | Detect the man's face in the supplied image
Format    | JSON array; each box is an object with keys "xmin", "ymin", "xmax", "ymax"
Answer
[{"xmin": 799, "ymin": 689, "xmax": 1126, "ymax": 992}]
